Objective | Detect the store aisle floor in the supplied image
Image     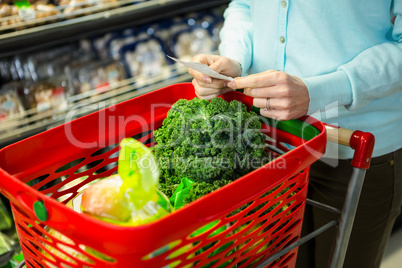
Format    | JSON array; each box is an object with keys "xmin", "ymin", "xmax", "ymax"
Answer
[{"xmin": 381, "ymin": 228, "xmax": 402, "ymax": 268}]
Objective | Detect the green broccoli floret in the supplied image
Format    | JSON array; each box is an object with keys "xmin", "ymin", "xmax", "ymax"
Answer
[
  {"xmin": 154, "ymin": 97, "xmax": 270, "ymax": 184},
  {"xmin": 158, "ymin": 175, "xmax": 181, "ymax": 198},
  {"xmin": 183, "ymin": 179, "xmax": 233, "ymax": 205},
  {"xmin": 158, "ymin": 183, "xmax": 179, "ymax": 198}
]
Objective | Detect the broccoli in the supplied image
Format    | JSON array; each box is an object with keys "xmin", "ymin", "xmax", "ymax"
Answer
[
  {"xmin": 154, "ymin": 97, "xmax": 271, "ymax": 186},
  {"xmin": 183, "ymin": 179, "xmax": 233, "ymax": 205}
]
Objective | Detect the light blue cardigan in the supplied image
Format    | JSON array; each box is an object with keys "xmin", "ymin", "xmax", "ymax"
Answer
[{"xmin": 219, "ymin": 0, "xmax": 402, "ymax": 159}]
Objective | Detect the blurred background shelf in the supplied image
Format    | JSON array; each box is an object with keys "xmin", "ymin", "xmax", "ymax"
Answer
[
  {"xmin": 1, "ymin": 3, "xmax": 232, "ymax": 267},
  {"xmin": 0, "ymin": 66, "xmax": 192, "ymax": 147},
  {"xmin": 0, "ymin": 0, "xmax": 230, "ymax": 57},
  {"xmin": 0, "ymin": 0, "xmax": 229, "ymax": 148}
]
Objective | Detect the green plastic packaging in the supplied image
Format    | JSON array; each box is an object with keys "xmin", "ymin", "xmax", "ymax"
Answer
[
  {"xmin": 169, "ymin": 178, "xmax": 195, "ymax": 210},
  {"xmin": 81, "ymin": 138, "xmax": 172, "ymax": 226}
]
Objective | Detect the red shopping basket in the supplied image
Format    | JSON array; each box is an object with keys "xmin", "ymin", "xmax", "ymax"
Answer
[{"xmin": 0, "ymin": 83, "xmax": 326, "ymax": 268}]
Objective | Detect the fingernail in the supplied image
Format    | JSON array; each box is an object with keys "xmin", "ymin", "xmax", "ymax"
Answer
[
  {"xmin": 228, "ymin": 81, "xmax": 235, "ymax": 89},
  {"xmin": 223, "ymin": 82, "xmax": 228, "ymax": 88},
  {"xmin": 203, "ymin": 76, "xmax": 212, "ymax": 83}
]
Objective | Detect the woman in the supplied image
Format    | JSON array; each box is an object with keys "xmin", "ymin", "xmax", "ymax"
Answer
[{"xmin": 188, "ymin": 1, "xmax": 402, "ymax": 267}]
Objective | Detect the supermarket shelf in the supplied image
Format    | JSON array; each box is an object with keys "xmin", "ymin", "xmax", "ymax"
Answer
[
  {"xmin": 0, "ymin": 0, "xmax": 229, "ymax": 57},
  {"xmin": 0, "ymin": 64, "xmax": 192, "ymax": 148}
]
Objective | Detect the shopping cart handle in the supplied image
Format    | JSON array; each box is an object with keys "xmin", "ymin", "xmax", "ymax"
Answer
[{"xmin": 325, "ymin": 124, "xmax": 375, "ymax": 169}]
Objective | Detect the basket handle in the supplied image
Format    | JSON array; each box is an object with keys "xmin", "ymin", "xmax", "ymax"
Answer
[{"xmin": 325, "ymin": 124, "xmax": 375, "ymax": 169}]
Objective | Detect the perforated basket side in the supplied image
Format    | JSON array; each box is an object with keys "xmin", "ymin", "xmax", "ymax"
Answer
[
  {"xmin": 11, "ymin": 167, "xmax": 310, "ymax": 268},
  {"xmin": 139, "ymin": 169, "xmax": 310, "ymax": 268},
  {"xmin": 10, "ymin": 129, "xmax": 313, "ymax": 268}
]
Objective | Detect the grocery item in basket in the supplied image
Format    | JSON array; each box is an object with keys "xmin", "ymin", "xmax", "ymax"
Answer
[
  {"xmin": 154, "ymin": 97, "xmax": 270, "ymax": 187},
  {"xmin": 42, "ymin": 217, "xmax": 91, "ymax": 267},
  {"xmin": 81, "ymin": 138, "xmax": 172, "ymax": 226},
  {"xmin": 211, "ymin": 19, "xmax": 223, "ymax": 49},
  {"xmin": 40, "ymin": 138, "xmax": 173, "ymax": 266},
  {"xmin": 165, "ymin": 175, "xmax": 233, "ymax": 210},
  {"xmin": 168, "ymin": 177, "xmax": 195, "ymax": 210},
  {"xmin": 0, "ymin": 83, "xmax": 325, "ymax": 268}
]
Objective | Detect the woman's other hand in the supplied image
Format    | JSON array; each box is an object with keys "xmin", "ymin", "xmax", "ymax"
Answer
[{"xmin": 228, "ymin": 70, "xmax": 310, "ymax": 120}]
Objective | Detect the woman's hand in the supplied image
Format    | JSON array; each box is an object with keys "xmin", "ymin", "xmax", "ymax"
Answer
[
  {"xmin": 228, "ymin": 70, "xmax": 310, "ymax": 121},
  {"xmin": 189, "ymin": 54, "xmax": 242, "ymax": 100}
]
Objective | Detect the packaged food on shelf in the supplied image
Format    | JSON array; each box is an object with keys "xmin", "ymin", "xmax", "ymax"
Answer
[
  {"xmin": 0, "ymin": 60, "xmax": 13, "ymax": 84},
  {"xmin": 0, "ymin": 82, "xmax": 25, "ymax": 123},
  {"xmin": 162, "ymin": 16, "xmax": 194, "ymax": 57},
  {"xmin": 19, "ymin": 79, "xmax": 67, "ymax": 113},
  {"xmin": 121, "ymin": 37, "xmax": 171, "ymax": 86},
  {"xmin": 17, "ymin": 45, "xmax": 80, "ymax": 99},
  {"xmin": 211, "ymin": 18, "xmax": 224, "ymax": 48},
  {"xmin": 0, "ymin": 3, "xmax": 13, "ymax": 19},
  {"xmin": 198, "ymin": 11, "xmax": 224, "ymax": 50},
  {"xmin": 92, "ymin": 32, "xmax": 116, "ymax": 60},
  {"xmin": 163, "ymin": 11, "xmax": 221, "ymax": 62},
  {"xmin": 0, "ymin": 2, "xmax": 20, "ymax": 30},
  {"xmin": 70, "ymin": 59, "xmax": 127, "ymax": 95},
  {"xmin": 0, "ymin": 56, "xmax": 27, "ymax": 83},
  {"xmin": 60, "ymin": 0, "xmax": 118, "ymax": 19},
  {"xmin": 0, "ymin": 0, "xmax": 151, "ymax": 33},
  {"xmin": 30, "ymin": 2, "xmax": 59, "ymax": 25},
  {"xmin": 106, "ymin": 28, "xmax": 137, "ymax": 60},
  {"xmin": 139, "ymin": 17, "xmax": 186, "ymax": 57},
  {"xmin": 0, "ymin": 0, "xmax": 60, "ymax": 32},
  {"xmin": 10, "ymin": 56, "xmax": 26, "ymax": 82},
  {"xmin": 185, "ymin": 11, "xmax": 215, "ymax": 29},
  {"xmin": 171, "ymin": 26, "xmax": 215, "ymax": 62},
  {"xmin": 0, "ymin": 2, "xmax": 228, "ymax": 151},
  {"xmin": 59, "ymin": 0, "xmax": 86, "ymax": 17},
  {"xmin": 64, "ymin": 53, "xmax": 97, "ymax": 95}
]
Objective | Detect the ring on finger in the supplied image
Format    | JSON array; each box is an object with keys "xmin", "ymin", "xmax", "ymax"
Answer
[{"xmin": 265, "ymin": 98, "xmax": 270, "ymax": 111}]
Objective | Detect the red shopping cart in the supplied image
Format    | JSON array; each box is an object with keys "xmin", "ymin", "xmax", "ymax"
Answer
[{"xmin": 0, "ymin": 83, "xmax": 374, "ymax": 268}]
